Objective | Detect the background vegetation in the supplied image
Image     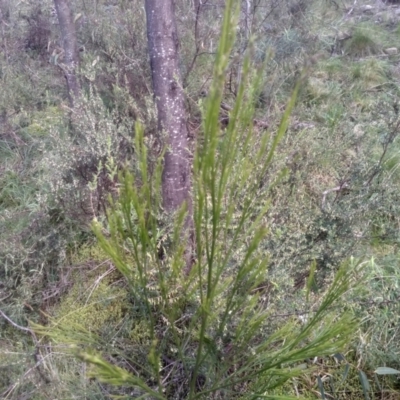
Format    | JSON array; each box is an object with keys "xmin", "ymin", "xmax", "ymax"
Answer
[{"xmin": 1, "ymin": 0, "xmax": 400, "ymax": 398}]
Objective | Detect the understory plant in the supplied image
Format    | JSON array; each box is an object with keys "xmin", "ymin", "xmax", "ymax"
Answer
[{"xmin": 35, "ymin": 0, "xmax": 361, "ymax": 398}]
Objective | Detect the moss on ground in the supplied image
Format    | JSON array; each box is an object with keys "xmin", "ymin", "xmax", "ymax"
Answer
[{"xmin": 53, "ymin": 243, "xmax": 128, "ymax": 334}]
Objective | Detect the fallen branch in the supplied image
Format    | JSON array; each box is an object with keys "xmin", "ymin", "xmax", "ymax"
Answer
[
  {"xmin": 321, "ymin": 181, "xmax": 349, "ymax": 209},
  {"xmin": 0, "ymin": 309, "xmax": 50, "ymax": 385},
  {"xmin": 0, "ymin": 308, "xmax": 32, "ymax": 333}
]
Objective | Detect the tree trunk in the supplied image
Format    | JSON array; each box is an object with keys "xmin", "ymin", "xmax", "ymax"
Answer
[
  {"xmin": 144, "ymin": 0, "xmax": 194, "ymax": 271},
  {"xmin": 53, "ymin": 0, "xmax": 80, "ymax": 107}
]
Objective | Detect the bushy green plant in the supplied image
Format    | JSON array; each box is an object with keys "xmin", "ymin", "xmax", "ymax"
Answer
[{"xmin": 33, "ymin": 2, "xmax": 363, "ymax": 399}]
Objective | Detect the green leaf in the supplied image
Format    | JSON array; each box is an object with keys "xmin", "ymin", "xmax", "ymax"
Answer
[
  {"xmin": 333, "ymin": 353, "xmax": 345, "ymax": 362},
  {"xmin": 374, "ymin": 367, "xmax": 400, "ymax": 375},
  {"xmin": 341, "ymin": 364, "xmax": 350, "ymax": 383},
  {"xmin": 306, "ymin": 259, "xmax": 317, "ymax": 301},
  {"xmin": 358, "ymin": 370, "xmax": 370, "ymax": 400},
  {"xmin": 317, "ymin": 375, "xmax": 326, "ymax": 399}
]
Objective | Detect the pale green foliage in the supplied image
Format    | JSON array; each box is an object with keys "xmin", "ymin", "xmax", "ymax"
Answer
[
  {"xmin": 39, "ymin": 87, "xmax": 133, "ymax": 226},
  {"xmin": 53, "ymin": 269, "xmax": 127, "ymax": 334}
]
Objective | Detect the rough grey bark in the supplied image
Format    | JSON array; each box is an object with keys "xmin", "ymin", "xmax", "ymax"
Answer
[
  {"xmin": 144, "ymin": 0, "xmax": 194, "ymax": 270},
  {"xmin": 53, "ymin": 0, "xmax": 80, "ymax": 107}
]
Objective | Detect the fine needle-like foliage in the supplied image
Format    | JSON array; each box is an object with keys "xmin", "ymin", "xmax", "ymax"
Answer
[{"xmin": 33, "ymin": 0, "xmax": 360, "ymax": 398}]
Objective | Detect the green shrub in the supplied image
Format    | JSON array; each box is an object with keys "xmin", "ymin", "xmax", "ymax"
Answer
[{"xmin": 35, "ymin": 2, "xmax": 361, "ymax": 399}]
